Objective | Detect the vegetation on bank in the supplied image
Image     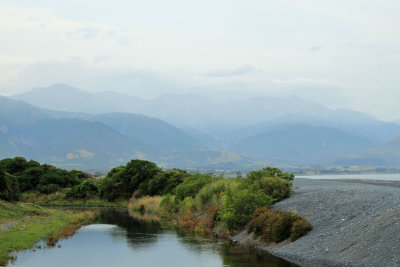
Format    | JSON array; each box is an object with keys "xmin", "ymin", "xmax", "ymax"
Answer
[
  {"xmin": 0, "ymin": 157, "xmax": 91, "ymax": 202},
  {"xmin": 0, "ymin": 200, "xmax": 97, "ymax": 265},
  {"xmin": 0, "ymin": 156, "xmax": 311, "ymax": 250},
  {"xmin": 158, "ymin": 167, "xmax": 302, "ymax": 236},
  {"xmin": 248, "ymin": 208, "xmax": 312, "ymax": 242},
  {"xmin": 94, "ymin": 158, "xmax": 311, "ymax": 242}
]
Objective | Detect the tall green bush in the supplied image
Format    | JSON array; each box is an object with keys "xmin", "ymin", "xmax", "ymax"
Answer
[
  {"xmin": 220, "ymin": 188, "xmax": 274, "ymax": 231},
  {"xmin": 66, "ymin": 180, "xmax": 98, "ymax": 199},
  {"xmin": 0, "ymin": 171, "xmax": 19, "ymax": 201},
  {"xmin": 250, "ymin": 177, "xmax": 291, "ymax": 201},
  {"xmin": 174, "ymin": 174, "xmax": 215, "ymax": 202}
]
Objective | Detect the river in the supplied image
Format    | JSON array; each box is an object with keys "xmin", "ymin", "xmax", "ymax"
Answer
[
  {"xmin": 8, "ymin": 209, "xmax": 296, "ymax": 267},
  {"xmin": 297, "ymin": 173, "xmax": 400, "ymax": 181}
]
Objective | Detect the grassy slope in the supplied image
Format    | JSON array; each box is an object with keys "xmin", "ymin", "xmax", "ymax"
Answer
[{"xmin": 0, "ymin": 200, "xmax": 97, "ymax": 265}]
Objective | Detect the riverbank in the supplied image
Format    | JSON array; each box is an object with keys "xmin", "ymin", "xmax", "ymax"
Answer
[
  {"xmin": 234, "ymin": 178, "xmax": 400, "ymax": 266},
  {"xmin": 0, "ymin": 201, "xmax": 98, "ymax": 265},
  {"xmin": 20, "ymin": 192, "xmax": 128, "ymax": 208}
]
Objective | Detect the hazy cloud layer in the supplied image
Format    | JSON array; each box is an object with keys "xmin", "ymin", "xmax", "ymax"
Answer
[{"xmin": 0, "ymin": 0, "xmax": 399, "ymax": 120}]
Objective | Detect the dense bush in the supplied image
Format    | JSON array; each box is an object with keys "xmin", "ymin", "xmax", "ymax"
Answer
[
  {"xmin": 123, "ymin": 160, "xmax": 160, "ymax": 193},
  {"xmin": 66, "ymin": 180, "xmax": 98, "ymax": 199},
  {"xmin": 0, "ymin": 157, "xmax": 40, "ymax": 174},
  {"xmin": 290, "ymin": 218, "xmax": 313, "ymax": 241},
  {"xmin": 0, "ymin": 157, "xmax": 90, "ymax": 199},
  {"xmin": 37, "ymin": 184, "xmax": 61, "ymax": 195},
  {"xmin": 159, "ymin": 166, "xmax": 296, "ymax": 233},
  {"xmin": 174, "ymin": 174, "xmax": 215, "ymax": 201},
  {"xmin": 250, "ymin": 177, "xmax": 291, "ymax": 201},
  {"xmin": 246, "ymin": 167, "xmax": 294, "ymax": 183},
  {"xmin": 220, "ymin": 188, "xmax": 274, "ymax": 230},
  {"xmin": 140, "ymin": 169, "xmax": 189, "ymax": 196},
  {"xmin": 159, "ymin": 194, "xmax": 176, "ymax": 214},
  {"xmin": 98, "ymin": 167, "xmax": 125, "ymax": 201},
  {"xmin": 98, "ymin": 160, "xmax": 161, "ymax": 201},
  {"xmin": 196, "ymin": 179, "xmax": 236, "ymax": 206},
  {"xmin": 247, "ymin": 208, "xmax": 312, "ymax": 243},
  {"xmin": 0, "ymin": 170, "xmax": 19, "ymax": 201}
]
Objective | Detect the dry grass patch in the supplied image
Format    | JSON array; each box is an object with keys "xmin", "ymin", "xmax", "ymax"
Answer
[
  {"xmin": 129, "ymin": 196, "xmax": 163, "ymax": 214},
  {"xmin": 247, "ymin": 207, "xmax": 312, "ymax": 243}
]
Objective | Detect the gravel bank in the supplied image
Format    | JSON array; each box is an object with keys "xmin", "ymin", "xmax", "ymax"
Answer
[{"xmin": 235, "ymin": 178, "xmax": 400, "ymax": 266}]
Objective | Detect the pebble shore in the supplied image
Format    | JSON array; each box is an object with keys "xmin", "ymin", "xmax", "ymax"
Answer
[{"xmin": 235, "ymin": 178, "xmax": 400, "ymax": 267}]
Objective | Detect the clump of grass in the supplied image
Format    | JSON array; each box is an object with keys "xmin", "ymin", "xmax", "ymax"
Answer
[
  {"xmin": 129, "ymin": 196, "xmax": 163, "ymax": 214},
  {"xmin": 247, "ymin": 207, "xmax": 311, "ymax": 243}
]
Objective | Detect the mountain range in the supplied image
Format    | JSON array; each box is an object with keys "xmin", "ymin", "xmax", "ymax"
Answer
[
  {"xmin": 2, "ymin": 83, "xmax": 400, "ymax": 170},
  {"xmin": 0, "ymin": 96, "xmax": 256, "ymax": 171}
]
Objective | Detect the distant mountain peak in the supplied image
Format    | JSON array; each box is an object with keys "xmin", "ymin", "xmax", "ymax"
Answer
[{"xmin": 29, "ymin": 83, "xmax": 91, "ymax": 95}]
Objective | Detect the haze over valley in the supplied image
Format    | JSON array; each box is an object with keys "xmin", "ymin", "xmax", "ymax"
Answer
[{"xmin": 0, "ymin": 83, "xmax": 399, "ymax": 172}]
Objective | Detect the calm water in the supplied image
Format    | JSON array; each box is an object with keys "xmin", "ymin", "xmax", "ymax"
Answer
[
  {"xmin": 297, "ymin": 173, "xmax": 400, "ymax": 181},
  {"xmin": 9, "ymin": 209, "xmax": 296, "ymax": 267}
]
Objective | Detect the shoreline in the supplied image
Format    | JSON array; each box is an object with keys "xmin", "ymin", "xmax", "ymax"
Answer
[
  {"xmin": 0, "ymin": 202, "xmax": 98, "ymax": 266},
  {"xmin": 234, "ymin": 178, "xmax": 400, "ymax": 266}
]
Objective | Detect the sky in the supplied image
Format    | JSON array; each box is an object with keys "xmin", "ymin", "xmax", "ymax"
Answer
[{"xmin": 0, "ymin": 0, "xmax": 399, "ymax": 121}]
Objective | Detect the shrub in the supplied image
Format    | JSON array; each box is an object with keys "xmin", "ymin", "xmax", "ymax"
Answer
[
  {"xmin": 38, "ymin": 183, "xmax": 60, "ymax": 195},
  {"xmin": 290, "ymin": 218, "xmax": 312, "ymax": 241},
  {"xmin": 181, "ymin": 197, "xmax": 196, "ymax": 213},
  {"xmin": 140, "ymin": 169, "xmax": 189, "ymax": 196},
  {"xmin": 251, "ymin": 177, "xmax": 291, "ymax": 201},
  {"xmin": 247, "ymin": 208, "xmax": 312, "ymax": 243},
  {"xmin": 123, "ymin": 160, "xmax": 160, "ymax": 195},
  {"xmin": 196, "ymin": 179, "xmax": 236, "ymax": 206},
  {"xmin": 174, "ymin": 174, "xmax": 214, "ymax": 202},
  {"xmin": 0, "ymin": 170, "xmax": 7, "ymax": 198},
  {"xmin": 160, "ymin": 194, "xmax": 176, "ymax": 214},
  {"xmin": 66, "ymin": 180, "xmax": 98, "ymax": 199},
  {"xmin": 273, "ymin": 213, "xmax": 299, "ymax": 242},
  {"xmin": 98, "ymin": 160, "xmax": 161, "ymax": 200},
  {"xmin": 98, "ymin": 176, "xmax": 120, "ymax": 201},
  {"xmin": 246, "ymin": 167, "xmax": 294, "ymax": 182},
  {"xmin": 0, "ymin": 157, "xmax": 87, "ymax": 195},
  {"xmin": 0, "ymin": 171, "xmax": 19, "ymax": 201},
  {"xmin": 220, "ymin": 189, "xmax": 274, "ymax": 231}
]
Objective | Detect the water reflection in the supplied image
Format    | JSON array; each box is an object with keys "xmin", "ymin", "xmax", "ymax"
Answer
[
  {"xmin": 96, "ymin": 209, "xmax": 161, "ymax": 248},
  {"xmin": 9, "ymin": 209, "xmax": 296, "ymax": 267}
]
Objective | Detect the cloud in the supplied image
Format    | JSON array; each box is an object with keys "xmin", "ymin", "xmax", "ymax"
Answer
[
  {"xmin": 0, "ymin": 1, "xmax": 399, "ymax": 120},
  {"xmin": 204, "ymin": 65, "xmax": 256, "ymax": 77},
  {"xmin": 272, "ymin": 77, "xmax": 345, "ymax": 88},
  {"xmin": 75, "ymin": 26, "xmax": 100, "ymax": 39},
  {"xmin": 308, "ymin": 46, "xmax": 323, "ymax": 52}
]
